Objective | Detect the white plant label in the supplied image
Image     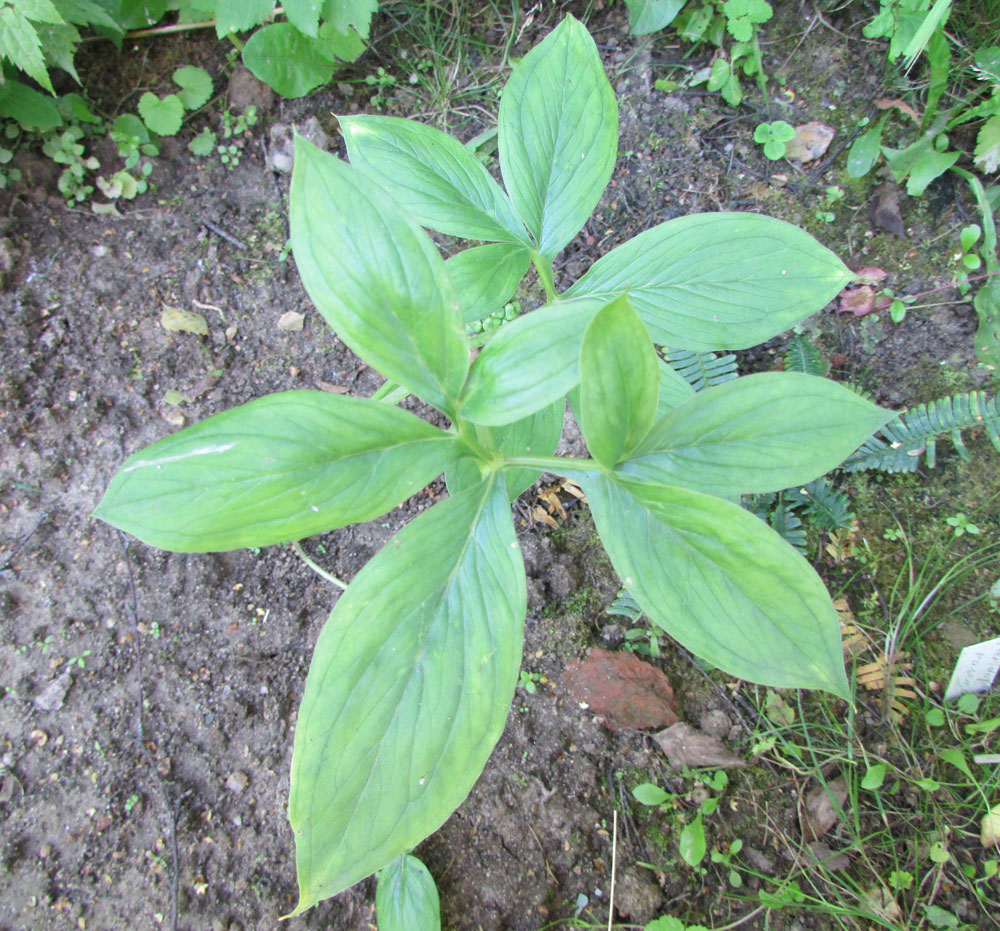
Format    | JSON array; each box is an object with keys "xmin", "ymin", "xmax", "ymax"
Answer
[{"xmin": 945, "ymin": 636, "xmax": 1000, "ymax": 701}]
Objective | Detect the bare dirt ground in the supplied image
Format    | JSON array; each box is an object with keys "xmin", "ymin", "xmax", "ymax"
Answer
[{"xmin": 1, "ymin": 3, "xmax": 996, "ymax": 930}]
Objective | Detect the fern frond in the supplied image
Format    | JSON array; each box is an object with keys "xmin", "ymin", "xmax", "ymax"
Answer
[
  {"xmin": 663, "ymin": 349, "xmax": 738, "ymax": 392},
  {"xmin": 842, "ymin": 391, "xmax": 1000, "ymax": 472},
  {"xmin": 743, "ymin": 492, "xmax": 777, "ymax": 524},
  {"xmin": 606, "ymin": 588, "xmax": 643, "ymax": 622},
  {"xmin": 768, "ymin": 500, "xmax": 807, "ymax": 554},
  {"xmin": 784, "ymin": 335, "xmax": 830, "ymax": 376},
  {"xmin": 787, "ymin": 478, "xmax": 855, "ymax": 532}
]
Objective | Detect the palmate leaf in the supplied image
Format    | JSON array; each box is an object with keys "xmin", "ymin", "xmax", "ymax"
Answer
[
  {"xmin": 288, "ymin": 475, "xmax": 525, "ymax": 914},
  {"xmin": 290, "ymin": 137, "xmax": 469, "ymax": 414},
  {"xmin": 94, "ymin": 391, "xmax": 461, "ymax": 551},
  {"xmin": 574, "ymin": 471, "xmax": 849, "ymax": 696},
  {"xmin": 499, "ymin": 14, "xmax": 618, "ymax": 258},
  {"xmin": 340, "ymin": 116, "xmax": 530, "ymax": 245},
  {"xmin": 566, "ymin": 213, "xmax": 852, "ymax": 350},
  {"xmin": 621, "ymin": 373, "xmax": 893, "ymax": 496}
]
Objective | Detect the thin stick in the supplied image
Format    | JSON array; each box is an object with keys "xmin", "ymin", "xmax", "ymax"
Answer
[
  {"xmin": 193, "ymin": 212, "xmax": 247, "ymax": 251},
  {"xmin": 118, "ymin": 532, "xmax": 181, "ymax": 931},
  {"xmin": 291, "ymin": 541, "xmax": 347, "ymax": 589},
  {"xmin": 607, "ymin": 809, "xmax": 617, "ymax": 931}
]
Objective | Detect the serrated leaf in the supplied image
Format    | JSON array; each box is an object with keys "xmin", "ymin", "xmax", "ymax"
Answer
[
  {"xmin": 0, "ymin": 80, "xmax": 62, "ymax": 130},
  {"xmin": 499, "ymin": 15, "xmax": 618, "ymax": 258},
  {"xmin": 620, "ymin": 373, "xmax": 893, "ymax": 496},
  {"xmin": 34, "ymin": 22, "xmax": 81, "ymax": 84},
  {"xmin": 173, "ymin": 65, "xmax": 212, "ymax": 110},
  {"xmin": 94, "ymin": 391, "xmax": 461, "ymax": 551},
  {"xmin": 283, "ymin": 0, "xmax": 322, "ymax": 36},
  {"xmin": 579, "ymin": 295, "xmax": 659, "ymax": 467},
  {"xmin": 17, "ymin": 0, "xmax": 64, "ymax": 25},
  {"xmin": 138, "ymin": 92, "xmax": 184, "ymax": 135},
  {"xmin": 242, "ymin": 23, "xmax": 337, "ymax": 97},
  {"xmin": 321, "ymin": 0, "xmax": 376, "ymax": 37},
  {"xmin": 290, "ymin": 137, "xmax": 469, "ymax": 414},
  {"xmin": 288, "ymin": 476, "xmax": 525, "ymax": 913},
  {"xmin": 567, "ymin": 213, "xmax": 852, "ymax": 351},
  {"xmin": 625, "ymin": 0, "xmax": 685, "ymax": 35},
  {"xmin": 0, "ymin": 8, "xmax": 52, "ymax": 92},
  {"xmin": 575, "ymin": 472, "xmax": 850, "ymax": 696},
  {"xmin": 376, "ymin": 855, "xmax": 441, "ymax": 931},
  {"xmin": 445, "ymin": 244, "xmax": 529, "ymax": 323},
  {"xmin": 214, "ymin": 0, "xmax": 274, "ymax": 37},
  {"xmin": 316, "ymin": 22, "xmax": 365, "ymax": 62},
  {"xmin": 340, "ymin": 115, "xmax": 530, "ymax": 244},
  {"xmin": 460, "ymin": 299, "xmax": 603, "ymax": 426}
]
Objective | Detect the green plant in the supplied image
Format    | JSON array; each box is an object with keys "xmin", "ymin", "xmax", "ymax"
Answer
[
  {"xmin": 754, "ymin": 120, "xmax": 795, "ymax": 160},
  {"xmin": 94, "ymin": 16, "xmax": 893, "ymax": 915},
  {"xmin": 945, "ymin": 512, "xmax": 981, "ymax": 536},
  {"xmin": 365, "ymin": 65, "xmax": 397, "ymax": 109}
]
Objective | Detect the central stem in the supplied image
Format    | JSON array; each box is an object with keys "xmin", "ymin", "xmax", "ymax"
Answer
[
  {"xmin": 502, "ymin": 455, "xmax": 599, "ymax": 474},
  {"xmin": 531, "ymin": 251, "xmax": 558, "ymax": 304}
]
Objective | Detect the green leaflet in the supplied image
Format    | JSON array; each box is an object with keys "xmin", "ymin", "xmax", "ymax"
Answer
[
  {"xmin": 242, "ymin": 23, "xmax": 338, "ymax": 97},
  {"xmin": 566, "ymin": 213, "xmax": 853, "ymax": 350},
  {"xmin": 283, "ymin": 0, "xmax": 322, "ymax": 36},
  {"xmin": 94, "ymin": 391, "xmax": 461, "ymax": 552},
  {"xmin": 290, "ymin": 137, "xmax": 469, "ymax": 414},
  {"xmin": 625, "ymin": 0, "xmax": 686, "ymax": 35},
  {"xmin": 498, "ymin": 15, "xmax": 618, "ymax": 258},
  {"xmin": 340, "ymin": 115, "xmax": 530, "ymax": 244},
  {"xmin": 376, "ymin": 855, "xmax": 442, "ymax": 931},
  {"xmin": 447, "ymin": 398, "xmax": 565, "ymax": 499},
  {"xmin": 444, "ymin": 244, "xmax": 530, "ymax": 323},
  {"xmin": 657, "ymin": 357, "xmax": 696, "ymax": 416},
  {"xmin": 621, "ymin": 372, "xmax": 894, "ymax": 496},
  {"xmin": 459, "ymin": 299, "xmax": 603, "ymax": 426},
  {"xmin": 577, "ymin": 472, "xmax": 849, "ymax": 696},
  {"xmin": 288, "ymin": 476, "xmax": 526, "ymax": 913},
  {"xmin": 213, "ymin": 0, "xmax": 274, "ymax": 37},
  {"xmin": 578, "ymin": 295, "xmax": 659, "ymax": 467}
]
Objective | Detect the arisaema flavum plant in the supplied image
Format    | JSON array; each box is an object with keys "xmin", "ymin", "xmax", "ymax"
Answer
[{"xmin": 94, "ymin": 14, "xmax": 893, "ymax": 916}]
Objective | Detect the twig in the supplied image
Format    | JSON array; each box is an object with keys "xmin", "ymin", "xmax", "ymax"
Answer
[
  {"xmin": 192, "ymin": 212, "xmax": 247, "ymax": 251},
  {"xmin": 0, "ymin": 510, "xmax": 49, "ymax": 573},
  {"xmin": 291, "ymin": 541, "xmax": 347, "ymax": 589},
  {"xmin": 118, "ymin": 532, "xmax": 181, "ymax": 931},
  {"xmin": 607, "ymin": 809, "xmax": 617, "ymax": 931}
]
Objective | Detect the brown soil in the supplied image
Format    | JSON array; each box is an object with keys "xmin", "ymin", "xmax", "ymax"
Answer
[{"xmin": 1, "ymin": 4, "xmax": 996, "ymax": 931}]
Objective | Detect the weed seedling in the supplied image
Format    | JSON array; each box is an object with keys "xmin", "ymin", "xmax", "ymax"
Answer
[{"xmin": 754, "ymin": 120, "xmax": 795, "ymax": 160}]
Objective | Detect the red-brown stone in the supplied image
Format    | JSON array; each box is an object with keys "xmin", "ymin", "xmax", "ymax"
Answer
[{"xmin": 562, "ymin": 647, "xmax": 680, "ymax": 731}]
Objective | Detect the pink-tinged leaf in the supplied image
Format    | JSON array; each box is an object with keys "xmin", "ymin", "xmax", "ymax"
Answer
[
  {"xmin": 838, "ymin": 286, "xmax": 876, "ymax": 316},
  {"xmin": 855, "ymin": 267, "xmax": 888, "ymax": 285}
]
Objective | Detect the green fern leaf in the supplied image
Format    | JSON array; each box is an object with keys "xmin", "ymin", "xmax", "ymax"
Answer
[
  {"xmin": 843, "ymin": 391, "xmax": 1000, "ymax": 472},
  {"xmin": 787, "ymin": 478, "xmax": 854, "ymax": 531},
  {"xmin": 606, "ymin": 587, "xmax": 643, "ymax": 622},
  {"xmin": 662, "ymin": 348, "xmax": 738, "ymax": 392},
  {"xmin": 784, "ymin": 335, "xmax": 830, "ymax": 375}
]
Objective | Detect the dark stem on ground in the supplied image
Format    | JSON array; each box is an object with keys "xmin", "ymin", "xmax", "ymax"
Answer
[
  {"xmin": 0, "ymin": 510, "xmax": 49, "ymax": 574},
  {"xmin": 118, "ymin": 532, "xmax": 182, "ymax": 931}
]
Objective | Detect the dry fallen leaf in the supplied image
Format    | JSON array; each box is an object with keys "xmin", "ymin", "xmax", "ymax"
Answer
[
  {"xmin": 875, "ymin": 97, "xmax": 921, "ymax": 124},
  {"xmin": 981, "ymin": 803, "xmax": 1000, "ymax": 847},
  {"xmin": 870, "ymin": 182, "xmax": 905, "ymax": 238},
  {"xmin": 653, "ymin": 721, "xmax": 745, "ymax": 769},
  {"xmin": 161, "ymin": 305, "xmax": 209, "ymax": 336},
  {"xmin": 801, "ymin": 776, "xmax": 848, "ymax": 843},
  {"xmin": 784, "ymin": 121, "xmax": 835, "ymax": 162}
]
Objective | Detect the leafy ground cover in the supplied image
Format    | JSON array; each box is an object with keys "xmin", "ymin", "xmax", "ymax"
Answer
[{"xmin": 0, "ymin": 2, "xmax": 997, "ymax": 929}]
